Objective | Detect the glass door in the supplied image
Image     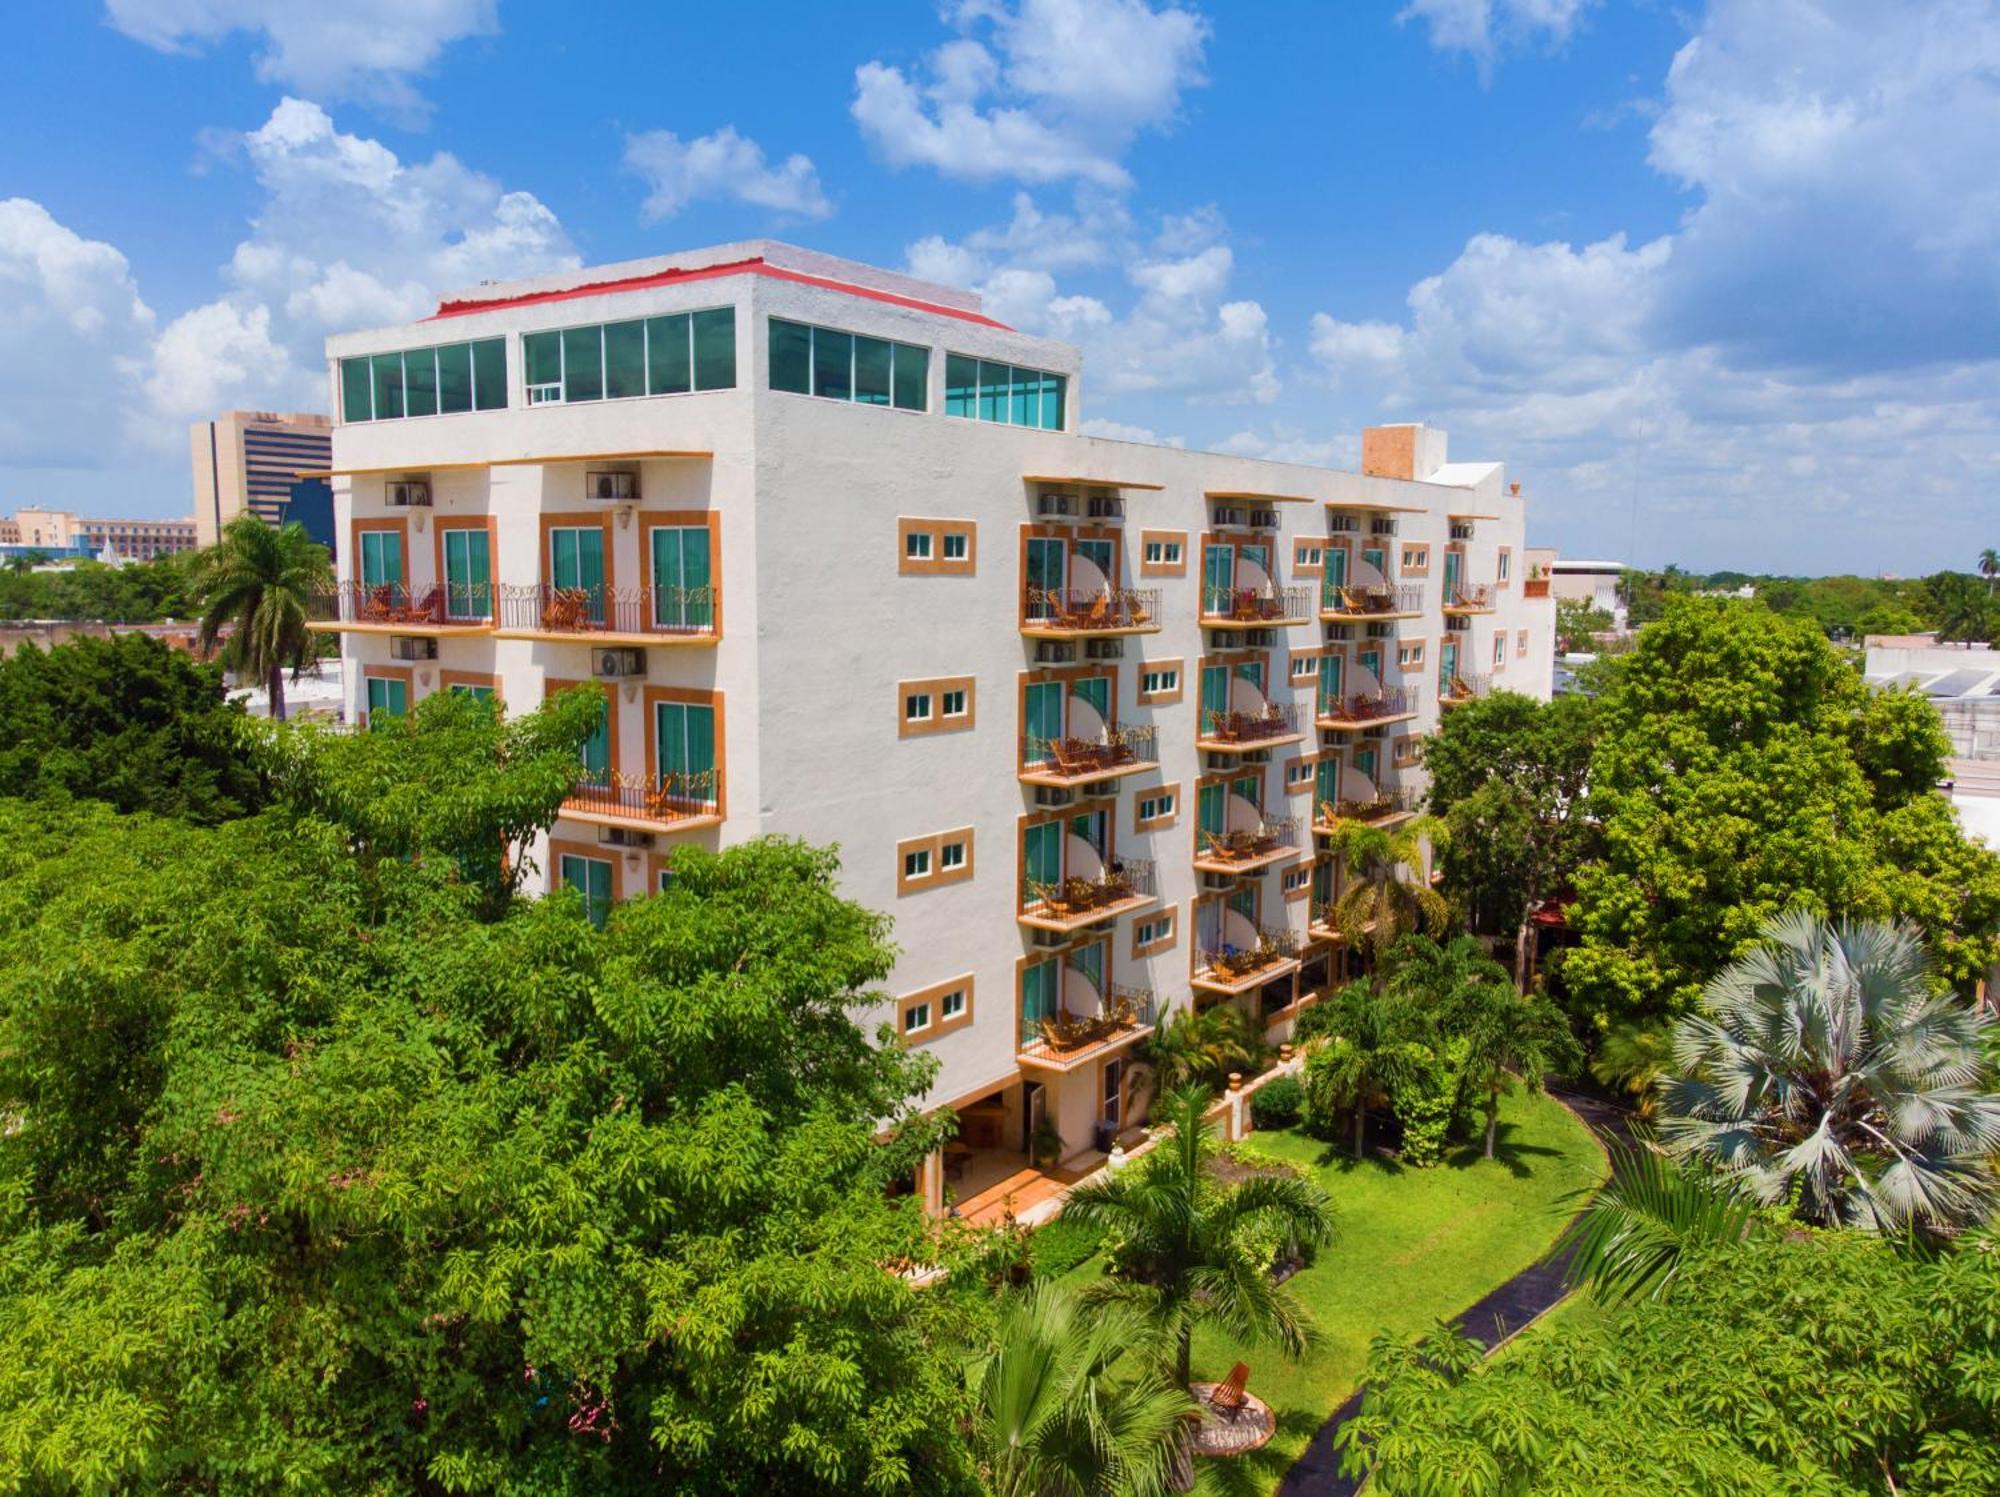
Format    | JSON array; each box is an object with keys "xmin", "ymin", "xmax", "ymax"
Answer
[
  {"xmin": 559, "ymin": 853, "xmax": 613, "ymax": 928},
  {"xmin": 1317, "ymin": 652, "xmax": 1343, "ymax": 717},
  {"xmin": 655, "ymin": 700, "xmax": 717, "ymax": 803},
  {"xmin": 1442, "ymin": 549, "xmax": 1461, "ymax": 600},
  {"xmin": 1203, "ymin": 542, "xmax": 1234, "ymax": 615},
  {"xmin": 1026, "ymin": 537, "xmax": 1066, "ymax": 620},
  {"xmin": 550, "ymin": 526, "xmax": 607, "ymax": 624},
  {"xmin": 1024, "ymin": 820, "xmax": 1062, "ymax": 902},
  {"xmin": 1199, "ymin": 663, "xmax": 1229, "ymax": 736},
  {"xmin": 1025, "ymin": 680, "xmax": 1065, "ymax": 762},
  {"xmin": 579, "ymin": 693, "xmax": 610, "ymax": 782},
  {"xmin": 651, "ymin": 525, "xmax": 712, "ymax": 631}
]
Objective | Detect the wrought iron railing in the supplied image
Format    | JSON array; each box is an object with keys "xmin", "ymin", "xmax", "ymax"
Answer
[
  {"xmin": 1018, "ymin": 985, "xmax": 1157, "ymax": 1058},
  {"xmin": 563, "ymin": 768, "xmax": 718, "ymax": 823},
  {"xmin": 1320, "ymin": 582, "xmax": 1426, "ymax": 616},
  {"xmin": 497, "ymin": 583, "xmax": 716, "ymax": 637},
  {"xmin": 1196, "ymin": 925, "xmax": 1302, "ymax": 984},
  {"xmin": 1200, "ymin": 584, "xmax": 1314, "ymax": 622},
  {"xmin": 1195, "ymin": 817, "xmax": 1303, "ymax": 866},
  {"xmin": 1439, "ymin": 672, "xmax": 1492, "ymax": 705},
  {"xmin": 1020, "ymin": 723, "xmax": 1159, "ymax": 777},
  {"xmin": 1023, "ymin": 586, "xmax": 1161, "ymax": 631},
  {"xmin": 1022, "ymin": 858, "xmax": 1156, "ymax": 922},
  {"xmin": 1316, "ymin": 686, "xmax": 1419, "ymax": 724},
  {"xmin": 1198, "ymin": 702, "xmax": 1303, "ymax": 745},
  {"xmin": 1316, "ymin": 789, "xmax": 1421, "ymax": 828},
  {"xmin": 311, "ymin": 581, "xmax": 495, "ymax": 626}
]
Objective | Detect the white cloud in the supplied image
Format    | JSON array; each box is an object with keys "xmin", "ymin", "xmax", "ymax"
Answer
[
  {"xmin": 103, "ymin": 0, "xmax": 496, "ymax": 123},
  {"xmin": 144, "ymin": 299, "xmax": 292, "ymax": 425},
  {"xmin": 1214, "ymin": 425, "xmax": 1349, "ymax": 468},
  {"xmin": 853, "ymin": 0, "xmax": 1208, "ymax": 188},
  {"xmin": 1082, "ymin": 417, "xmax": 1183, "ymax": 446},
  {"xmin": 623, "ymin": 127, "xmax": 832, "ymax": 223},
  {"xmin": 1400, "ymin": 0, "xmax": 1597, "ymax": 77}
]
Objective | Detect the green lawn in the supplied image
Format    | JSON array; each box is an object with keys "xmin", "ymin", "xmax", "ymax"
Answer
[{"xmin": 1181, "ymin": 1089, "xmax": 1608, "ymax": 1495}]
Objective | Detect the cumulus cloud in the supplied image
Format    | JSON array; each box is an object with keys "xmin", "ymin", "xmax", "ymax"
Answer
[
  {"xmin": 1400, "ymin": 0, "xmax": 1597, "ymax": 77},
  {"xmin": 103, "ymin": 0, "xmax": 496, "ymax": 123},
  {"xmin": 623, "ymin": 126, "xmax": 832, "ymax": 222},
  {"xmin": 853, "ymin": 0, "xmax": 1208, "ymax": 188}
]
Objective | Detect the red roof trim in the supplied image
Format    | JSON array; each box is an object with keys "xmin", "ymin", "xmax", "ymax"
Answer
[{"xmin": 429, "ymin": 256, "xmax": 1012, "ymax": 330}]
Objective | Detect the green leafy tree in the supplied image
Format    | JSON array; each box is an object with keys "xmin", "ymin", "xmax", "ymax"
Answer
[
  {"xmin": 1553, "ymin": 595, "xmax": 1613, "ymax": 650},
  {"xmin": 1923, "ymin": 569, "xmax": 1994, "ymax": 643},
  {"xmin": 971, "ymin": 1285, "xmax": 1194, "ymax": 1497},
  {"xmin": 1064, "ymin": 1085, "xmax": 1336, "ymax": 1390},
  {"xmin": 1320, "ymin": 813, "xmax": 1451, "ymax": 963},
  {"xmin": 1853, "ymin": 602, "xmax": 1927, "ymax": 637},
  {"xmin": 0, "ymin": 793, "xmax": 979, "ymax": 1494},
  {"xmin": 1588, "ymin": 1022, "xmax": 1673, "ymax": 1121},
  {"xmin": 0, "ymin": 632, "xmax": 263, "ymax": 824},
  {"xmin": 1423, "ymin": 692, "xmax": 1597, "ymax": 987},
  {"xmin": 1660, "ymin": 912, "xmax": 2000, "ymax": 1234},
  {"xmin": 0, "ymin": 552, "xmax": 198, "ymax": 623},
  {"xmin": 194, "ymin": 515, "xmax": 329, "ymax": 720}
]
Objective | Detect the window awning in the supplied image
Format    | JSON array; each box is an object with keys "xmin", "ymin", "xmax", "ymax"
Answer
[
  {"xmin": 1204, "ymin": 489, "xmax": 1315, "ymax": 504},
  {"xmin": 1024, "ymin": 474, "xmax": 1166, "ymax": 491},
  {"xmin": 299, "ymin": 449, "xmax": 712, "ymax": 479}
]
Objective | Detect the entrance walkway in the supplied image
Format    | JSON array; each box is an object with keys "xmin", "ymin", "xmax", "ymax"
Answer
[
  {"xmin": 1275, "ymin": 1088, "xmax": 1632, "ymax": 1496},
  {"xmin": 957, "ymin": 1162, "xmax": 1094, "ymax": 1228}
]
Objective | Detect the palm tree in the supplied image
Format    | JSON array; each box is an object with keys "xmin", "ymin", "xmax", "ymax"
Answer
[
  {"xmin": 1446, "ymin": 977, "xmax": 1582, "ymax": 1160},
  {"xmin": 1590, "ymin": 1023, "xmax": 1674, "ymax": 1122},
  {"xmin": 1660, "ymin": 912, "xmax": 2000, "ymax": 1234},
  {"xmin": 1979, "ymin": 547, "xmax": 2000, "ymax": 596},
  {"xmin": 1137, "ymin": 1003, "xmax": 1267, "ymax": 1094},
  {"xmin": 1555, "ymin": 1140, "xmax": 1757, "ymax": 1304},
  {"xmin": 971, "ymin": 1284, "xmax": 1195, "ymax": 1497},
  {"xmin": 194, "ymin": 516, "xmax": 328, "ymax": 721},
  {"xmin": 1298, "ymin": 983, "xmax": 1423, "ymax": 1160},
  {"xmin": 1064, "ymin": 1085, "xmax": 1336, "ymax": 1390},
  {"xmin": 1320, "ymin": 813, "xmax": 1451, "ymax": 963}
]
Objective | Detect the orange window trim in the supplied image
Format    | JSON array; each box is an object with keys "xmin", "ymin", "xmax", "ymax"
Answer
[
  {"xmin": 350, "ymin": 515, "xmax": 411, "ymax": 587},
  {"xmin": 546, "ymin": 676, "xmax": 622, "ymax": 781},
  {"xmin": 431, "ymin": 515, "xmax": 500, "ymax": 624},
  {"xmin": 644, "ymin": 684, "xmax": 727, "ymax": 818},
  {"xmin": 638, "ymin": 509, "xmax": 725, "ymax": 636}
]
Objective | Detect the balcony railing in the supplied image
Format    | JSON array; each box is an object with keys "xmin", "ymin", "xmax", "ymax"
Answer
[
  {"xmin": 1196, "ymin": 925, "xmax": 1302, "ymax": 984},
  {"xmin": 1018, "ymin": 985, "xmax": 1157, "ymax": 1061},
  {"xmin": 1317, "ymin": 686, "xmax": 1419, "ymax": 725},
  {"xmin": 1316, "ymin": 789, "xmax": 1421, "ymax": 829},
  {"xmin": 1322, "ymin": 582, "xmax": 1425, "ymax": 617},
  {"xmin": 1022, "ymin": 858, "xmax": 1156, "ymax": 924},
  {"xmin": 311, "ymin": 581, "xmax": 494, "ymax": 627},
  {"xmin": 1021, "ymin": 723, "xmax": 1159, "ymax": 779},
  {"xmin": 1198, "ymin": 702, "xmax": 1303, "ymax": 745},
  {"xmin": 1200, "ymin": 584, "xmax": 1314, "ymax": 623},
  {"xmin": 1439, "ymin": 672, "xmax": 1493, "ymax": 706},
  {"xmin": 1195, "ymin": 817, "xmax": 1302, "ymax": 868},
  {"xmin": 1524, "ymin": 576, "xmax": 1551, "ymax": 598},
  {"xmin": 1444, "ymin": 583, "xmax": 1495, "ymax": 611},
  {"xmin": 1023, "ymin": 586, "xmax": 1161, "ymax": 632},
  {"xmin": 563, "ymin": 768, "xmax": 718, "ymax": 825},
  {"xmin": 497, "ymin": 583, "xmax": 716, "ymax": 638}
]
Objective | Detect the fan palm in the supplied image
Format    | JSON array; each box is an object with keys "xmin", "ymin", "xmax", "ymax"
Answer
[
  {"xmin": 194, "ymin": 516, "xmax": 329, "ymax": 721},
  {"xmin": 1555, "ymin": 1140, "xmax": 1757, "ymax": 1304},
  {"xmin": 1591, "ymin": 1023, "xmax": 1674, "ymax": 1122},
  {"xmin": 1659, "ymin": 912, "xmax": 2000, "ymax": 1234},
  {"xmin": 1063, "ymin": 1085, "xmax": 1336, "ymax": 1390},
  {"xmin": 1320, "ymin": 814, "xmax": 1450, "ymax": 963},
  {"xmin": 972, "ymin": 1285, "xmax": 1196, "ymax": 1497}
]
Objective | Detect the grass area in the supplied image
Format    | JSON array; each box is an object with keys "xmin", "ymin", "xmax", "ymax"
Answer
[{"xmin": 1184, "ymin": 1089, "xmax": 1608, "ymax": 1496}]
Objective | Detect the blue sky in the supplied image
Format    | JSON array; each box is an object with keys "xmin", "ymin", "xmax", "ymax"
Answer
[{"xmin": 3, "ymin": 1, "xmax": 1995, "ymax": 575}]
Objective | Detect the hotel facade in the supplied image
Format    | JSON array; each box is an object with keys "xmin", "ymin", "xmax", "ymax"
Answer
[{"xmin": 317, "ymin": 240, "xmax": 1554, "ymax": 1209}]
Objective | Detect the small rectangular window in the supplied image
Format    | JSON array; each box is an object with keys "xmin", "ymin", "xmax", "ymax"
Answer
[
  {"xmin": 940, "ymin": 689, "xmax": 967, "ymax": 717},
  {"xmin": 1164, "ymin": 542, "xmax": 1182, "ymax": 564},
  {"xmin": 1494, "ymin": 636, "xmax": 1506, "ymax": 665},
  {"xmin": 940, "ymin": 988, "xmax": 966, "ymax": 1019},
  {"xmin": 904, "ymin": 848, "xmax": 932, "ymax": 880},
  {"xmin": 1517, "ymin": 631, "xmax": 1530, "ymax": 657},
  {"xmin": 942, "ymin": 532, "xmax": 968, "ymax": 561},
  {"xmin": 768, "ymin": 318, "xmax": 811, "ymax": 395},
  {"xmin": 812, "ymin": 326, "xmax": 853, "ymax": 401},
  {"xmin": 905, "ymin": 693, "xmax": 932, "ymax": 722},
  {"xmin": 436, "ymin": 342, "xmax": 473, "ymax": 414},
  {"xmin": 854, "ymin": 335, "xmax": 893, "ymax": 406},
  {"xmin": 904, "ymin": 1001, "xmax": 931, "ymax": 1034},
  {"xmin": 1145, "ymin": 541, "xmax": 1163, "ymax": 563},
  {"xmin": 604, "ymin": 319, "xmax": 646, "ymax": 400},
  {"xmin": 939, "ymin": 840, "xmax": 966, "ymax": 871},
  {"xmin": 1498, "ymin": 551, "xmax": 1512, "ymax": 580},
  {"xmin": 906, "ymin": 532, "xmax": 934, "ymax": 560},
  {"xmin": 692, "ymin": 307, "xmax": 736, "ymax": 390}
]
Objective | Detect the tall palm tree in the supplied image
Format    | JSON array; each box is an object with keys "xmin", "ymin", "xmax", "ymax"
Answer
[
  {"xmin": 1299, "ymin": 982, "xmax": 1424, "ymax": 1160},
  {"xmin": 1660, "ymin": 912, "xmax": 2000, "ymax": 1234},
  {"xmin": 1979, "ymin": 547, "xmax": 2000, "ymax": 596},
  {"xmin": 194, "ymin": 516, "xmax": 329, "ymax": 721},
  {"xmin": 1063, "ymin": 1085, "xmax": 1336, "ymax": 1390},
  {"xmin": 971, "ymin": 1285, "xmax": 1195, "ymax": 1497},
  {"xmin": 1446, "ymin": 977, "xmax": 1581, "ymax": 1160},
  {"xmin": 1320, "ymin": 813, "xmax": 1451, "ymax": 963}
]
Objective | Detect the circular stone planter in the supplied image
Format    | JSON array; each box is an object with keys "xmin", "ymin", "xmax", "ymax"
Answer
[{"xmin": 1187, "ymin": 1385, "xmax": 1276, "ymax": 1457}]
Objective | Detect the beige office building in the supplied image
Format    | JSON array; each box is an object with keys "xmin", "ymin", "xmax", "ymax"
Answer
[{"xmin": 190, "ymin": 410, "xmax": 334, "ymax": 546}]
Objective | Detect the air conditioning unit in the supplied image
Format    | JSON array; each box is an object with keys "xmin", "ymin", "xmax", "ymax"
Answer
[
  {"xmin": 1366, "ymin": 622, "xmax": 1394, "ymax": 638},
  {"xmin": 389, "ymin": 635, "xmax": 437, "ymax": 661},
  {"xmin": 586, "ymin": 470, "xmax": 638, "ymax": 502},
  {"xmin": 1212, "ymin": 506, "xmax": 1245, "ymax": 527},
  {"xmin": 1084, "ymin": 638, "xmax": 1124, "ymax": 660},
  {"xmin": 594, "ymin": 647, "xmax": 646, "ymax": 678},
  {"xmin": 1364, "ymin": 725, "xmax": 1390, "ymax": 739},
  {"xmin": 1249, "ymin": 509, "xmax": 1279, "ymax": 529},
  {"xmin": 1033, "ymin": 786, "xmax": 1077, "ymax": 809},
  {"xmin": 385, "ymin": 479, "xmax": 431, "ymax": 508},
  {"xmin": 1324, "ymin": 624, "xmax": 1354, "ymax": 642},
  {"xmin": 1370, "ymin": 518, "xmax": 1398, "ymax": 535},
  {"xmin": 1327, "ymin": 514, "xmax": 1358, "ymax": 533},
  {"xmin": 1087, "ymin": 494, "xmax": 1124, "ymax": 520},
  {"xmin": 1211, "ymin": 630, "xmax": 1244, "ymax": 650},
  {"xmin": 1031, "ymin": 928, "xmax": 1071, "ymax": 949},
  {"xmin": 1240, "ymin": 748, "xmax": 1272, "ymax": 764},
  {"xmin": 1079, "ymin": 779, "xmax": 1118, "ymax": 799},
  {"xmin": 599, "ymin": 826, "xmax": 654, "ymax": 848},
  {"xmin": 1244, "ymin": 629, "xmax": 1276, "ymax": 648},
  {"xmin": 1038, "ymin": 491, "xmax": 1076, "ymax": 518},
  {"xmin": 1034, "ymin": 640, "xmax": 1077, "ymax": 664},
  {"xmin": 1449, "ymin": 522, "xmax": 1474, "ymax": 541},
  {"xmin": 1446, "ymin": 616, "xmax": 1470, "ymax": 633},
  {"xmin": 1198, "ymin": 871, "xmax": 1240, "ymax": 893}
]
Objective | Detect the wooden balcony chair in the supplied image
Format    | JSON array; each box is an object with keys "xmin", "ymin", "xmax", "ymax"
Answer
[
  {"xmin": 396, "ymin": 585, "xmax": 443, "ymax": 624},
  {"xmin": 1207, "ymin": 1363, "xmax": 1252, "ymax": 1420},
  {"xmin": 1073, "ymin": 592, "xmax": 1112, "ymax": 631},
  {"xmin": 361, "ymin": 585, "xmax": 397, "ymax": 623},
  {"xmin": 1026, "ymin": 879, "xmax": 1072, "ymax": 917},
  {"xmin": 1049, "ymin": 738, "xmax": 1098, "ymax": 779},
  {"xmin": 1120, "ymin": 590, "xmax": 1152, "ymax": 626},
  {"xmin": 1200, "ymin": 830, "xmax": 1236, "ymax": 864}
]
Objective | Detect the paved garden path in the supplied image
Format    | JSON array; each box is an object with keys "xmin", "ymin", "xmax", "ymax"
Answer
[{"xmin": 1274, "ymin": 1089, "xmax": 1632, "ymax": 1496}]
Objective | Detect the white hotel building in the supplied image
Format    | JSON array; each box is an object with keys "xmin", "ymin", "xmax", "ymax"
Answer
[{"xmin": 316, "ymin": 240, "xmax": 1553, "ymax": 1214}]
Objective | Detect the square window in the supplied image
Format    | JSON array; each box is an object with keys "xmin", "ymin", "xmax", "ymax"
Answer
[
  {"xmin": 941, "ymin": 988, "xmax": 967, "ymax": 1019},
  {"xmin": 1145, "ymin": 541, "xmax": 1163, "ymax": 564},
  {"xmin": 942, "ymin": 532, "xmax": 969, "ymax": 561},
  {"xmin": 1165, "ymin": 542, "xmax": 1183, "ymax": 564},
  {"xmin": 904, "ymin": 848, "xmax": 932, "ymax": 880},
  {"xmin": 904, "ymin": 1002, "xmax": 932, "ymax": 1034},
  {"xmin": 1287, "ymin": 760, "xmax": 1313, "ymax": 788},
  {"xmin": 905, "ymin": 693, "xmax": 932, "ymax": 722},
  {"xmin": 940, "ymin": 689, "xmax": 967, "ymax": 717},
  {"xmin": 940, "ymin": 840, "xmax": 966, "ymax": 871},
  {"xmin": 906, "ymin": 531, "xmax": 934, "ymax": 560}
]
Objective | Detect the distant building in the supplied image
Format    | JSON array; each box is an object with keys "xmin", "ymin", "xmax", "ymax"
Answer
[
  {"xmin": 190, "ymin": 410, "xmax": 333, "ymax": 547},
  {"xmin": 1863, "ymin": 634, "xmax": 2000, "ymax": 760},
  {"xmin": 1549, "ymin": 558, "xmax": 1628, "ymax": 628},
  {"xmin": 1, "ymin": 508, "xmax": 197, "ymax": 561}
]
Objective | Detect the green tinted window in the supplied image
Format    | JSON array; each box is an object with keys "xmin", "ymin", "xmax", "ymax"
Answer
[
  {"xmin": 436, "ymin": 343, "xmax": 473, "ymax": 413},
  {"xmin": 604, "ymin": 320, "xmax": 646, "ymax": 400},
  {"xmin": 768, "ymin": 318, "xmax": 811, "ymax": 393},
  {"xmin": 562, "ymin": 325, "xmax": 603, "ymax": 402},
  {"xmin": 471, "ymin": 338, "xmax": 506, "ymax": 410},
  {"xmin": 854, "ymin": 335, "xmax": 892, "ymax": 405},
  {"xmin": 371, "ymin": 352, "xmax": 405, "ymax": 420},
  {"xmin": 340, "ymin": 358, "xmax": 373, "ymax": 422},
  {"xmin": 524, "ymin": 331, "xmax": 561, "ymax": 395},
  {"xmin": 648, "ymin": 313, "xmax": 692, "ymax": 394},
  {"xmin": 978, "ymin": 361, "xmax": 1008, "ymax": 423},
  {"xmin": 811, "ymin": 326, "xmax": 853, "ymax": 400},
  {"xmin": 692, "ymin": 308, "xmax": 735, "ymax": 390},
  {"xmin": 942, "ymin": 353, "xmax": 1065, "ymax": 427},
  {"xmin": 1010, "ymin": 366, "xmax": 1037, "ymax": 426},
  {"xmin": 1041, "ymin": 373, "xmax": 1065, "ymax": 430},
  {"xmin": 945, "ymin": 354, "xmax": 977, "ymax": 416},
  {"xmin": 893, "ymin": 343, "xmax": 929, "ymax": 411},
  {"xmin": 403, "ymin": 347, "xmax": 438, "ymax": 417}
]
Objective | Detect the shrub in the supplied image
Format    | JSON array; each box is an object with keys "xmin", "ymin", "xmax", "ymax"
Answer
[
  {"xmin": 1392, "ymin": 1038, "xmax": 1465, "ymax": 1168},
  {"xmin": 1250, "ymin": 1074, "xmax": 1305, "ymax": 1130},
  {"xmin": 1028, "ymin": 1216, "xmax": 1107, "ymax": 1280}
]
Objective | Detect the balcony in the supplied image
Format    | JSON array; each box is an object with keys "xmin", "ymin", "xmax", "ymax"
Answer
[
  {"xmin": 1315, "ymin": 685, "xmax": 1421, "ymax": 732},
  {"xmin": 561, "ymin": 769, "xmax": 722, "ymax": 833},
  {"xmin": 1018, "ymin": 985, "xmax": 1158, "ymax": 1073},
  {"xmin": 1193, "ymin": 923, "xmax": 1303, "ymax": 996},
  {"xmin": 493, "ymin": 583, "xmax": 718, "ymax": 647},
  {"xmin": 307, "ymin": 582, "xmax": 495, "ymax": 635},
  {"xmin": 1308, "ymin": 901, "xmax": 1343, "ymax": 944},
  {"xmin": 1022, "ymin": 586, "xmax": 1162, "ymax": 638},
  {"xmin": 1442, "ymin": 582, "xmax": 1496, "ymax": 615},
  {"xmin": 1020, "ymin": 858, "xmax": 1158, "ymax": 934},
  {"xmin": 1439, "ymin": 672, "xmax": 1493, "ymax": 709},
  {"xmin": 1200, "ymin": 583, "xmax": 1315, "ymax": 629},
  {"xmin": 1197, "ymin": 701, "xmax": 1306, "ymax": 753},
  {"xmin": 1321, "ymin": 582, "xmax": 1425, "ymax": 620},
  {"xmin": 1314, "ymin": 787, "xmax": 1420, "ymax": 835},
  {"xmin": 1194, "ymin": 815, "xmax": 1304, "ymax": 876},
  {"xmin": 1019, "ymin": 724, "xmax": 1160, "ymax": 788}
]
